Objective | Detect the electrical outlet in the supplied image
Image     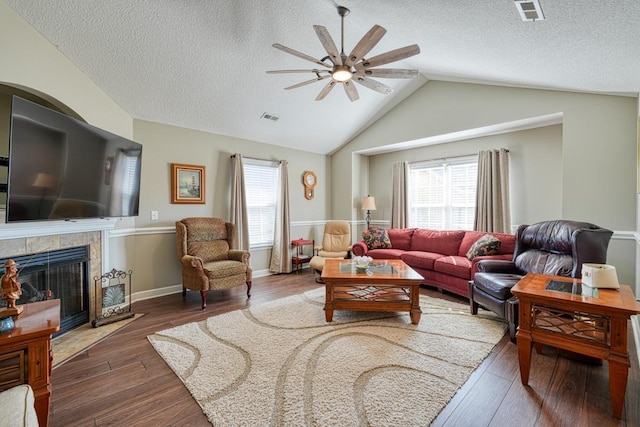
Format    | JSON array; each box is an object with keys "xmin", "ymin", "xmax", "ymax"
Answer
[{"xmin": 150, "ymin": 210, "xmax": 159, "ymax": 221}]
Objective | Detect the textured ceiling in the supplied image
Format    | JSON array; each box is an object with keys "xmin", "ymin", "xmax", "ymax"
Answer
[{"xmin": 5, "ymin": 0, "xmax": 640, "ymax": 155}]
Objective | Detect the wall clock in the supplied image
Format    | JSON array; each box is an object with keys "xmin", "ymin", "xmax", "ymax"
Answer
[{"xmin": 303, "ymin": 171, "xmax": 317, "ymax": 200}]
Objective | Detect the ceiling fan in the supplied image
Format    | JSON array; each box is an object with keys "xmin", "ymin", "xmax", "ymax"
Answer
[{"xmin": 267, "ymin": 5, "xmax": 421, "ymax": 102}]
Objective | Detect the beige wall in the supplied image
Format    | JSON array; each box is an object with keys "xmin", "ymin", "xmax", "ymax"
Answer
[
  {"xmin": 335, "ymin": 81, "xmax": 638, "ymax": 286},
  {"xmin": 368, "ymin": 125, "xmax": 563, "ymax": 229},
  {"xmin": 130, "ymin": 119, "xmax": 330, "ymax": 291},
  {"xmin": 334, "ymin": 81, "xmax": 637, "ymax": 230}
]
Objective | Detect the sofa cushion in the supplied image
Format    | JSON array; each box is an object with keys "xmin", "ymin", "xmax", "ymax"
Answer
[
  {"xmin": 410, "ymin": 229, "xmax": 465, "ymax": 255},
  {"xmin": 466, "ymin": 234, "xmax": 502, "ymax": 260},
  {"xmin": 473, "ymin": 272, "xmax": 522, "ymax": 300},
  {"xmin": 515, "ymin": 250, "xmax": 573, "ymax": 276},
  {"xmin": 459, "ymin": 231, "xmax": 515, "ymax": 256},
  {"xmin": 386, "ymin": 228, "xmax": 415, "ymax": 250},
  {"xmin": 434, "ymin": 255, "xmax": 473, "ymax": 280},
  {"xmin": 400, "ymin": 251, "xmax": 443, "ymax": 270},
  {"xmin": 365, "ymin": 248, "xmax": 405, "ymax": 259},
  {"xmin": 188, "ymin": 240, "xmax": 230, "ymax": 262},
  {"xmin": 362, "ymin": 227, "xmax": 392, "ymax": 249}
]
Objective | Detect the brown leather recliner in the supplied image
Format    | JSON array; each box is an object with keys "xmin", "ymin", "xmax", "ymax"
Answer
[{"xmin": 469, "ymin": 220, "xmax": 613, "ymax": 341}]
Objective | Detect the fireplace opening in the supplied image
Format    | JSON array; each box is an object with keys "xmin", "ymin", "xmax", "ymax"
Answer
[{"xmin": 1, "ymin": 246, "xmax": 90, "ymax": 336}]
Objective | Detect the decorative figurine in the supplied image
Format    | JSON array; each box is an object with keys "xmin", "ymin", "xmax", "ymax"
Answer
[{"xmin": 1, "ymin": 259, "xmax": 24, "ymax": 317}]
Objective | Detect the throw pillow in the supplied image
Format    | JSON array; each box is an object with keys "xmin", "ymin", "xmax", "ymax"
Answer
[
  {"xmin": 362, "ymin": 227, "xmax": 392, "ymax": 250},
  {"xmin": 466, "ymin": 234, "xmax": 501, "ymax": 260}
]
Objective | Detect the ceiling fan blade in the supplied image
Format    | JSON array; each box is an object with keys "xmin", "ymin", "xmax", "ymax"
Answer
[
  {"xmin": 343, "ymin": 80, "xmax": 360, "ymax": 102},
  {"xmin": 272, "ymin": 43, "xmax": 331, "ymax": 68},
  {"xmin": 353, "ymin": 75, "xmax": 394, "ymax": 95},
  {"xmin": 313, "ymin": 25, "xmax": 342, "ymax": 65},
  {"xmin": 354, "ymin": 68, "xmax": 419, "ymax": 79},
  {"xmin": 354, "ymin": 44, "xmax": 421, "ymax": 70},
  {"xmin": 316, "ymin": 80, "xmax": 338, "ymax": 101},
  {"xmin": 345, "ymin": 25, "xmax": 386, "ymax": 66},
  {"xmin": 284, "ymin": 75, "xmax": 331, "ymax": 90},
  {"xmin": 267, "ymin": 69, "xmax": 331, "ymax": 74}
]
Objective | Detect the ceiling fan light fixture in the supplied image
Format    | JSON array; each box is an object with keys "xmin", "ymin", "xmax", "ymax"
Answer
[
  {"xmin": 268, "ymin": 5, "xmax": 420, "ymax": 101},
  {"xmin": 332, "ymin": 65, "xmax": 353, "ymax": 82}
]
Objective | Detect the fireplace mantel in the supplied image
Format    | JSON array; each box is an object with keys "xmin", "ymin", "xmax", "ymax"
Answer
[
  {"xmin": 0, "ymin": 217, "xmax": 117, "ymax": 240},
  {"xmin": 0, "ymin": 216, "xmax": 117, "ymax": 325}
]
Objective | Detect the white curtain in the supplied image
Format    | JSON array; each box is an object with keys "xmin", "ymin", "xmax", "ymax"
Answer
[
  {"xmin": 230, "ymin": 154, "xmax": 249, "ymax": 250},
  {"xmin": 474, "ymin": 148, "xmax": 511, "ymax": 233},
  {"xmin": 269, "ymin": 160, "xmax": 291, "ymax": 273},
  {"xmin": 391, "ymin": 161, "xmax": 409, "ymax": 229}
]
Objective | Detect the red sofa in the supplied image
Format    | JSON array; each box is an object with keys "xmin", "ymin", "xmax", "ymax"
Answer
[{"xmin": 352, "ymin": 228, "xmax": 515, "ymax": 298}]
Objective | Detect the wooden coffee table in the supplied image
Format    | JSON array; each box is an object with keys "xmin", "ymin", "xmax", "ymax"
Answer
[
  {"xmin": 511, "ymin": 273, "xmax": 640, "ymax": 419},
  {"xmin": 321, "ymin": 259, "xmax": 424, "ymax": 324}
]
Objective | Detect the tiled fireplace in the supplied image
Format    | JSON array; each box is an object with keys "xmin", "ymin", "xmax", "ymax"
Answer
[{"xmin": 0, "ymin": 219, "xmax": 115, "ymax": 334}]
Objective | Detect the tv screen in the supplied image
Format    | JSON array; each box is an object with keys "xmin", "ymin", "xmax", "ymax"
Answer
[{"xmin": 6, "ymin": 96, "xmax": 142, "ymax": 222}]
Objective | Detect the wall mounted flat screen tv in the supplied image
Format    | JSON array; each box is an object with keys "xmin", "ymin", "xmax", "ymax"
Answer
[{"xmin": 6, "ymin": 96, "xmax": 142, "ymax": 222}]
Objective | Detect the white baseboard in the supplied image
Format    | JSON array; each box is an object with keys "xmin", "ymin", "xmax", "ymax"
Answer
[
  {"xmin": 132, "ymin": 284, "xmax": 183, "ymax": 303},
  {"xmin": 130, "ymin": 267, "xmax": 284, "ymax": 303}
]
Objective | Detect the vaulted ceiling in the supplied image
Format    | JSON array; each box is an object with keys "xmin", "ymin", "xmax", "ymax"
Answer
[{"xmin": 6, "ymin": 0, "xmax": 640, "ymax": 155}]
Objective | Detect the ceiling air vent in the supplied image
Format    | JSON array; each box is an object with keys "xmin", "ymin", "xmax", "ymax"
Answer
[
  {"xmin": 514, "ymin": 0, "xmax": 545, "ymax": 21},
  {"xmin": 261, "ymin": 112, "xmax": 280, "ymax": 122}
]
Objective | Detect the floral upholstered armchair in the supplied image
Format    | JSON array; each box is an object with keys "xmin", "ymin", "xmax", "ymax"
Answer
[{"xmin": 175, "ymin": 217, "xmax": 252, "ymax": 309}]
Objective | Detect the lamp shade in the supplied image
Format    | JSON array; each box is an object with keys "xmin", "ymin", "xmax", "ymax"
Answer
[{"xmin": 361, "ymin": 196, "xmax": 376, "ymax": 211}]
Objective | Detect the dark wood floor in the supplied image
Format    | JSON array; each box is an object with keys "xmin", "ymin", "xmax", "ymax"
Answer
[{"xmin": 50, "ymin": 268, "xmax": 639, "ymax": 426}]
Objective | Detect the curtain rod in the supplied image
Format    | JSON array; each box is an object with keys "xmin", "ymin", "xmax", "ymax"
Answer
[
  {"xmin": 231, "ymin": 154, "xmax": 281, "ymax": 164},
  {"xmin": 409, "ymin": 149, "xmax": 509, "ymax": 164}
]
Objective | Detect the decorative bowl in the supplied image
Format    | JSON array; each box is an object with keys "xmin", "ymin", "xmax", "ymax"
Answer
[{"xmin": 353, "ymin": 256, "xmax": 373, "ymax": 273}]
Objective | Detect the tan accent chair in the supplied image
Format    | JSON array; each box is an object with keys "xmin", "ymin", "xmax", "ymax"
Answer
[
  {"xmin": 0, "ymin": 384, "xmax": 38, "ymax": 426},
  {"xmin": 309, "ymin": 221, "xmax": 352, "ymax": 282},
  {"xmin": 176, "ymin": 217, "xmax": 252, "ymax": 309}
]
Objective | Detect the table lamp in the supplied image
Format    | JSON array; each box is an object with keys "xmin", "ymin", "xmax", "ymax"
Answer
[
  {"xmin": 581, "ymin": 263, "xmax": 619, "ymax": 289},
  {"xmin": 361, "ymin": 195, "xmax": 376, "ymax": 229}
]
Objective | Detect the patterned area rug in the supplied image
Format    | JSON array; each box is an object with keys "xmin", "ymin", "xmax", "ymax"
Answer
[{"xmin": 148, "ymin": 288, "xmax": 506, "ymax": 426}]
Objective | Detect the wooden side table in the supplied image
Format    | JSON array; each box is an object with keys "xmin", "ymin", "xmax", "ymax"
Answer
[
  {"xmin": 0, "ymin": 300, "xmax": 60, "ymax": 427},
  {"xmin": 291, "ymin": 239, "xmax": 314, "ymax": 273},
  {"xmin": 511, "ymin": 274, "xmax": 640, "ymax": 419}
]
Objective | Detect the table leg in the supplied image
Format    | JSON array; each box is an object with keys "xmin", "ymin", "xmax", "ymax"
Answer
[
  {"xmin": 608, "ymin": 318, "xmax": 630, "ymax": 419},
  {"xmin": 410, "ymin": 308, "xmax": 421, "ymax": 324},
  {"xmin": 324, "ymin": 282, "xmax": 333, "ymax": 322},
  {"xmin": 517, "ymin": 300, "xmax": 533, "ymax": 385},
  {"xmin": 608, "ymin": 358, "xmax": 629, "ymax": 419},
  {"xmin": 410, "ymin": 284, "xmax": 422, "ymax": 324}
]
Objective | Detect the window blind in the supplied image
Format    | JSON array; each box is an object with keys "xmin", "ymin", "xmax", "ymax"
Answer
[{"xmin": 243, "ymin": 158, "xmax": 279, "ymax": 247}]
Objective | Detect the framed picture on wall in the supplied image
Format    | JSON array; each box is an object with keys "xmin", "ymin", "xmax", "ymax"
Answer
[{"xmin": 171, "ymin": 163, "xmax": 205, "ymax": 204}]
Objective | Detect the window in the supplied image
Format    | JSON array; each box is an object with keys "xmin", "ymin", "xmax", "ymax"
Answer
[
  {"xmin": 408, "ymin": 156, "xmax": 477, "ymax": 230},
  {"xmin": 243, "ymin": 158, "xmax": 279, "ymax": 247}
]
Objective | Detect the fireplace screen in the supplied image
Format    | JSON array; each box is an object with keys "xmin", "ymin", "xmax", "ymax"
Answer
[{"xmin": 1, "ymin": 246, "xmax": 89, "ymax": 335}]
